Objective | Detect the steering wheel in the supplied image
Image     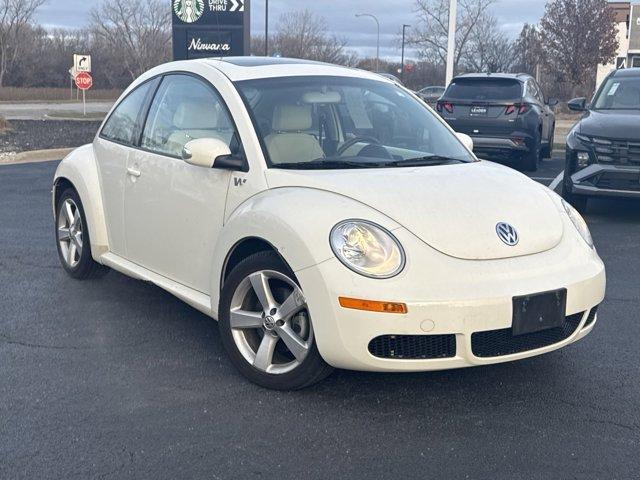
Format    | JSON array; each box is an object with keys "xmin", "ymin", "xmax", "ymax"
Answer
[{"xmin": 337, "ymin": 136, "xmax": 382, "ymax": 156}]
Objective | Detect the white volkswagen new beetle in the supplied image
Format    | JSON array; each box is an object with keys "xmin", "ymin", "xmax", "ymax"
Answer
[{"xmin": 53, "ymin": 58, "xmax": 605, "ymax": 389}]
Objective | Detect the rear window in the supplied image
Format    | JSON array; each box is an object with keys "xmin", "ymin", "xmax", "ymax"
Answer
[{"xmin": 445, "ymin": 79, "xmax": 522, "ymax": 101}]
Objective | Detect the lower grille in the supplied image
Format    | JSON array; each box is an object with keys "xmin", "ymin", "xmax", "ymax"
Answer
[
  {"xmin": 595, "ymin": 172, "xmax": 640, "ymax": 192},
  {"xmin": 368, "ymin": 334, "xmax": 456, "ymax": 359},
  {"xmin": 471, "ymin": 312, "xmax": 584, "ymax": 358},
  {"xmin": 583, "ymin": 306, "xmax": 599, "ymax": 329}
]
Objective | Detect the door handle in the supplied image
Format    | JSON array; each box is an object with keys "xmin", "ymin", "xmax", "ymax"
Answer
[{"xmin": 127, "ymin": 167, "xmax": 141, "ymax": 178}]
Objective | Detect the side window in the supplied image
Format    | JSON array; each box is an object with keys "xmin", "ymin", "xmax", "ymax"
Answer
[
  {"xmin": 101, "ymin": 79, "xmax": 157, "ymax": 146},
  {"xmin": 141, "ymin": 74, "xmax": 238, "ymax": 158}
]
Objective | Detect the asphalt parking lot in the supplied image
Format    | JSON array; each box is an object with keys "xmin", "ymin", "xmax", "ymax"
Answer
[{"xmin": 1, "ymin": 156, "xmax": 639, "ymax": 479}]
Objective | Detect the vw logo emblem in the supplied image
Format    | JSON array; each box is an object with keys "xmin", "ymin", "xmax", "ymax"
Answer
[
  {"xmin": 263, "ymin": 316, "xmax": 276, "ymax": 331},
  {"xmin": 496, "ymin": 222, "xmax": 519, "ymax": 246}
]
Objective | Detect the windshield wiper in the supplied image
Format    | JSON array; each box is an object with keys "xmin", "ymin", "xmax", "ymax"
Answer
[
  {"xmin": 273, "ymin": 159, "xmax": 390, "ymax": 170},
  {"xmin": 387, "ymin": 155, "xmax": 468, "ymax": 167}
]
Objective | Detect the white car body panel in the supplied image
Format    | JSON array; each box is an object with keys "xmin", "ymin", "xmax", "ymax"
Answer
[{"xmin": 53, "ymin": 58, "xmax": 606, "ymax": 372}]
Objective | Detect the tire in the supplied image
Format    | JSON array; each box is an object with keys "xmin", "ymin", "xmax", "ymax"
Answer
[
  {"xmin": 522, "ymin": 130, "xmax": 541, "ymax": 172},
  {"xmin": 219, "ymin": 251, "xmax": 333, "ymax": 390},
  {"xmin": 55, "ymin": 188, "xmax": 109, "ymax": 280},
  {"xmin": 561, "ymin": 175, "xmax": 588, "ymax": 213},
  {"xmin": 542, "ymin": 124, "xmax": 555, "ymax": 159}
]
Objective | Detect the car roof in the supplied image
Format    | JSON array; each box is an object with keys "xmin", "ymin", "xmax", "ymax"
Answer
[
  {"xmin": 611, "ymin": 67, "xmax": 640, "ymax": 78},
  {"xmin": 452, "ymin": 73, "xmax": 532, "ymax": 83},
  {"xmin": 195, "ymin": 56, "xmax": 390, "ymax": 83}
]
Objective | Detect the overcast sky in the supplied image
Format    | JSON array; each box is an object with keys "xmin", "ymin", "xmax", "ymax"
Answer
[{"xmin": 36, "ymin": 0, "xmax": 547, "ymax": 59}]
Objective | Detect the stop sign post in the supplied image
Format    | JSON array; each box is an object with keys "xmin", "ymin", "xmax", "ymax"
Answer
[{"xmin": 74, "ymin": 72, "xmax": 92, "ymax": 116}]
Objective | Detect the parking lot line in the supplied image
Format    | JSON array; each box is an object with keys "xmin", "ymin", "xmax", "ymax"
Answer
[{"xmin": 548, "ymin": 171, "xmax": 564, "ymax": 191}]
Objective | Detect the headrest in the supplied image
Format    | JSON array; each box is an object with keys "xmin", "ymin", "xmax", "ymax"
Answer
[
  {"xmin": 272, "ymin": 104, "xmax": 313, "ymax": 132},
  {"xmin": 173, "ymin": 101, "xmax": 220, "ymax": 129}
]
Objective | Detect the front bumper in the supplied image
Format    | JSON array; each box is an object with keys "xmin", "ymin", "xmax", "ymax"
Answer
[{"xmin": 297, "ymin": 224, "xmax": 605, "ymax": 372}]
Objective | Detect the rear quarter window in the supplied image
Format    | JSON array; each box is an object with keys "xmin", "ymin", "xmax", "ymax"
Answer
[{"xmin": 445, "ymin": 79, "xmax": 522, "ymax": 101}]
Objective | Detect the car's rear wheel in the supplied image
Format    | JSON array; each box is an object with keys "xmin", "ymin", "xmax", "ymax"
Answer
[
  {"xmin": 522, "ymin": 131, "xmax": 541, "ymax": 172},
  {"xmin": 561, "ymin": 175, "xmax": 588, "ymax": 213},
  {"xmin": 219, "ymin": 251, "xmax": 333, "ymax": 390},
  {"xmin": 55, "ymin": 188, "xmax": 109, "ymax": 279},
  {"xmin": 542, "ymin": 124, "xmax": 555, "ymax": 159}
]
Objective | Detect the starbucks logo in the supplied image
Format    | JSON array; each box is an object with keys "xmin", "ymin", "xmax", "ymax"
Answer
[{"xmin": 174, "ymin": 0, "xmax": 205, "ymax": 23}]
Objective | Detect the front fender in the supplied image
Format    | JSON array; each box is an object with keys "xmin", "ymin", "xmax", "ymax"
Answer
[
  {"xmin": 53, "ymin": 144, "xmax": 109, "ymax": 259},
  {"xmin": 209, "ymin": 187, "xmax": 402, "ymax": 317}
]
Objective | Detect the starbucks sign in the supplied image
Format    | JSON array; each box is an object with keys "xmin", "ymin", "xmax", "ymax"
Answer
[
  {"xmin": 173, "ymin": 0, "xmax": 205, "ymax": 23},
  {"xmin": 172, "ymin": 0, "xmax": 250, "ymax": 60}
]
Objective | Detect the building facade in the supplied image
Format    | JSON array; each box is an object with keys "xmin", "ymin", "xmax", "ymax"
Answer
[{"xmin": 597, "ymin": 2, "xmax": 640, "ymax": 86}]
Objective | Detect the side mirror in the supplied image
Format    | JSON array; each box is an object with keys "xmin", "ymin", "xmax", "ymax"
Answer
[
  {"xmin": 456, "ymin": 132, "xmax": 474, "ymax": 151},
  {"xmin": 182, "ymin": 138, "xmax": 231, "ymax": 169},
  {"xmin": 547, "ymin": 97, "xmax": 559, "ymax": 107},
  {"xmin": 567, "ymin": 97, "xmax": 587, "ymax": 112}
]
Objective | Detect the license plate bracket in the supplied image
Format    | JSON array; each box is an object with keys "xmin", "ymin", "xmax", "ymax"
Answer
[{"xmin": 512, "ymin": 289, "xmax": 567, "ymax": 336}]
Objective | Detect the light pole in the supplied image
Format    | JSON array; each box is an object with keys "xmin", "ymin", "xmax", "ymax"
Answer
[
  {"xmin": 265, "ymin": 0, "xmax": 269, "ymax": 56},
  {"xmin": 355, "ymin": 13, "xmax": 380, "ymax": 71},
  {"xmin": 445, "ymin": 0, "xmax": 457, "ymax": 85},
  {"xmin": 401, "ymin": 24, "xmax": 410, "ymax": 82}
]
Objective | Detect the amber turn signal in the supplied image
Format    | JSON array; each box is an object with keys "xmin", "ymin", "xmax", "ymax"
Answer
[{"xmin": 338, "ymin": 297, "xmax": 408, "ymax": 314}]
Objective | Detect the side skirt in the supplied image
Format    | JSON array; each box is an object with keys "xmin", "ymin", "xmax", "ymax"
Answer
[{"xmin": 100, "ymin": 252, "xmax": 214, "ymax": 318}]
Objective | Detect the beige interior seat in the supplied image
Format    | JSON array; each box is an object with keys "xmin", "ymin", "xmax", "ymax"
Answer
[
  {"xmin": 165, "ymin": 101, "xmax": 231, "ymax": 156},
  {"xmin": 264, "ymin": 105, "xmax": 325, "ymax": 164}
]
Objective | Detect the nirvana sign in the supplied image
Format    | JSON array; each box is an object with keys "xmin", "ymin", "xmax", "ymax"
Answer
[{"xmin": 172, "ymin": 0, "xmax": 250, "ymax": 60}]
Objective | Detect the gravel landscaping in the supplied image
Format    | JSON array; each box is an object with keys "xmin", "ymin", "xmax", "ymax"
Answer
[{"xmin": 0, "ymin": 119, "xmax": 101, "ymax": 155}]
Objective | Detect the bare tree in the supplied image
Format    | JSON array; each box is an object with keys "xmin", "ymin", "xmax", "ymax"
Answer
[
  {"xmin": 90, "ymin": 0, "xmax": 171, "ymax": 81},
  {"xmin": 512, "ymin": 24, "xmax": 543, "ymax": 76},
  {"xmin": 464, "ymin": 13, "xmax": 515, "ymax": 73},
  {"xmin": 0, "ymin": 0, "xmax": 47, "ymax": 86},
  {"xmin": 272, "ymin": 10, "xmax": 352, "ymax": 65},
  {"xmin": 409, "ymin": 0, "xmax": 495, "ymax": 73},
  {"xmin": 540, "ymin": 0, "xmax": 618, "ymax": 93}
]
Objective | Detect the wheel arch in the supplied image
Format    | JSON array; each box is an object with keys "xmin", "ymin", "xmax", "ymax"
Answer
[
  {"xmin": 53, "ymin": 144, "xmax": 109, "ymax": 260},
  {"xmin": 209, "ymin": 187, "xmax": 402, "ymax": 318}
]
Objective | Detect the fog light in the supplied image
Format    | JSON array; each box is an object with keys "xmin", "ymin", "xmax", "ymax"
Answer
[
  {"xmin": 339, "ymin": 297, "xmax": 408, "ymax": 314},
  {"xmin": 576, "ymin": 151, "xmax": 590, "ymax": 167}
]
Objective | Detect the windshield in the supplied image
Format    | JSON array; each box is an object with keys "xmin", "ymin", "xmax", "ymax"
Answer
[
  {"xmin": 235, "ymin": 76, "xmax": 476, "ymax": 169},
  {"xmin": 593, "ymin": 76, "xmax": 640, "ymax": 110},
  {"xmin": 444, "ymin": 78, "xmax": 522, "ymax": 101}
]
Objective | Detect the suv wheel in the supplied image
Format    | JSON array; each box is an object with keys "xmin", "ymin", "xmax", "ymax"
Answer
[
  {"xmin": 522, "ymin": 131, "xmax": 541, "ymax": 172},
  {"xmin": 561, "ymin": 174, "xmax": 588, "ymax": 213},
  {"xmin": 219, "ymin": 251, "xmax": 333, "ymax": 390}
]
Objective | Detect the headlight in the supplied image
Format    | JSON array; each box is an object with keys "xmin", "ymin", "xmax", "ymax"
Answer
[
  {"xmin": 562, "ymin": 200, "xmax": 594, "ymax": 248},
  {"xmin": 330, "ymin": 220, "xmax": 405, "ymax": 278}
]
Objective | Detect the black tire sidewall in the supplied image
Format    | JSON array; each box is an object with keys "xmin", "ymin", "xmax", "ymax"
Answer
[
  {"xmin": 523, "ymin": 131, "xmax": 541, "ymax": 172},
  {"xmin": 218, "ymin": 251, "xmax": 332, "ymax": 390}
]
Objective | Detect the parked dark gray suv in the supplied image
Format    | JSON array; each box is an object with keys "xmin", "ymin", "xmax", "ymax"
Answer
[
  {"xmin": 437, "ymin": 73, "xmax": 558, "ymax": 171},
  {"xmin": 563, "ymin": 68, "xmax": 640, "ymax": 212}
]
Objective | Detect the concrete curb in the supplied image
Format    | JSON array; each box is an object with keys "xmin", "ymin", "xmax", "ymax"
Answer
[{"xmin": 0, "ymin": 148, "xmax": 72, "ymax": 166}]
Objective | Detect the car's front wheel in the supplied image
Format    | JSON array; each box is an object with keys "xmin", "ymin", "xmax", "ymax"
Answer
[
  {"xmin": 55, "ymin": 188, "xmax": 109, "ymax": 279},
  {"xmin": 219, "ymin": 251, "xmax": 333, "ymax": 390},
  {"xmin": 561, "ymin": 175, "xmax": 588, "ymax": 213}
]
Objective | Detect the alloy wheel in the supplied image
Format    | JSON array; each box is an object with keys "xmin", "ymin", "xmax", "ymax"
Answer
[
  {"xmin": 57, "ymin": 198, "xmax": 83, "ymax": 268},
  {"xmin": 229, "ymin": 270, "xmax": 313, "ymax": 374}
]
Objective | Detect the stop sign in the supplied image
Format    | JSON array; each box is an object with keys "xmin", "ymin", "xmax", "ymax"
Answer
[{"xmin": 75, "ymin": 72, "xmax": 93, "ymax": 90}]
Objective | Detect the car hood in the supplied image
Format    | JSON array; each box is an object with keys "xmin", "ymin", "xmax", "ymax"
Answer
[
  {"xmin": 265, "ymin": 161, "xmax": 564, "ymax": 260},
  {"xmin": 577, "ymin": 110, "xmax": 640, "ymax": 140}
]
